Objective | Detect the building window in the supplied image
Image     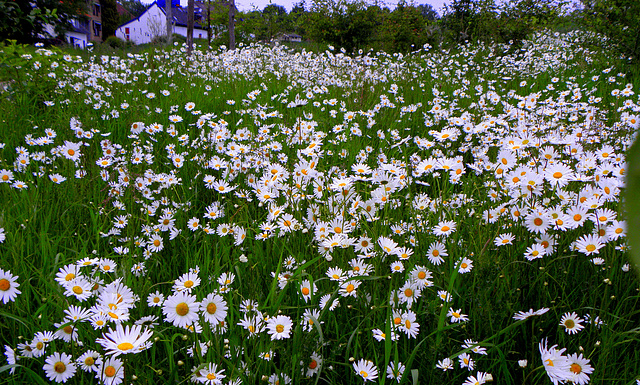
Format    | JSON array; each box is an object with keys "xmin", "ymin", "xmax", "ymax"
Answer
[
  {"xmin": 93, "ymin": 3, "xmax": 101, "ymax": 16},
  {"xmin": 93, "ymin": 21, "xmax": 102, "ymax": 37}
]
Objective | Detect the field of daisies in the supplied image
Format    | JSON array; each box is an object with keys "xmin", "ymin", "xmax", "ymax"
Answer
[{"xmin": 1, "ymin": 30, "xmax": 639, "ymax": 385}]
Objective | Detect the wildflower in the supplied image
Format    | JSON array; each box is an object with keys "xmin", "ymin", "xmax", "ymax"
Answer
[
  {"xmin": 173, "ymin": 272, "xmax": 201, "ymax": 293},
  {"xmin": 304, "ymin": 352, "xmax": 322, "ymax": 377},
  {"xmin": 447, "ymin": 308, "xmax": 469, "ymax": 323},
  {"xmin": 200, "ymin": 293, "xmax": 228, "ymax": 325},
  {"xmin": 0, "ymin": 269, "xmax": 21, "ymax": 303},
  {"xmin": 353, "ymin": 359, "xmax": 378, "ymax": 382},
  {"xmin": 459, "ymin": 353, "xmax": 474, "ymax": 371},
  {"xmin": 559, "ymin": 312, "xmax": 585, "ymax": 334},
  {"xmin": 147, "ymin": 291, "xmax": 164, "ymax": 307},
  {"xmin": 266, "ymin": 315, "xmax": 293, "ymax": 340},
  {"xmin": 457, "ymin": 257, "xmax": 474, "ymax": 274},
  {"xmin": 162, "ymin": 291, "xmax": 200, "ymax": 328},
  {"xmin": 433, "ymin": 220, "xmax": 456, "ymax": 237},
  {"xmin": 194, "ymin": 362, "xmax": 226, "ymax": 384},
  {"xmin": 77, "ymin": 350, "xmax": 102, "ymax": 372},
  {"xmin": 44, "ymin": 352, "xmax": 76, "ymax": 383},
  {"xmin": 575, "ymin": 234, "xmax": 605, "ymax": 256},
  {"xmin": 436, "ymin": 357, "xmax": 454, "ymax": 371},
  {"xmin": 566, "ymin": 353, "xmax": 594, "ymax": 385},
  {"xmin": 386, "ymin": 361, "xmax": 405, "ymax": 383},
  {"xmin": 96, "ymin": 324, "xmax": 153, "ymax": 357},
  {"xmin": 96, "ymin": 356, "xmax": 124, "ymax": 385},
  {"xmin": 494, "ymin": 233, "xmax": 515, "ymax": 246},
  {"xmin": 539, "ymin": 339, "xmax": 570, "ymax": 385}
]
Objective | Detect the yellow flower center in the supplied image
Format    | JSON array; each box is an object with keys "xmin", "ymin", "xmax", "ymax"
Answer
[
  {"xmin": 302, "ymin": 287, "xmax": 310, "ymax": 295},
  {"xmin": 105, "ymin": 366, "xmax": 116, "ymax": 377},
  {"xmin": 176, "ymin": 302, "xmax": 190, "ymax": 316},
  {"xmin": 418, "ymin": 271, "xmax": 427, "ymax": 279},
  {"xmin": 84, "ymin": 357, "xmax": 95, "ymax": 366},
  {"xmin": 207, "ymin": 303, "xmax": 217, "ymax": 314},
  {"xmin": 72, "ymin": 286, "xmax": 83, "ymax": 294},
  {"xmin": 564, "ymin": 319, "xmax": 575, "ymax": 328},
  {"xmin": 184, "ymin": 280, "xmax": 194, "ymax": 288},
  {"xmin": 276, "ymin": 324, "xmax": 285, "ymax": 333},
  {"xmin": 117, "ymin": 342, "xmax": 134, "ymax": 351},
  {"xmin": 570, "ymin": 363, "xmax": 582, "ymax": 374},
  {"xmin": 54, "ymin": 362, "xmax": 66, "ymax": 373},
  {"xmin": 586, "ymin": 245, "xmax": 596, "ymax": 252},
  {"xmin": 207, "ymin": 373, "xmax": 217, "ymax": 380},
  {"xmin": 0, "ymin": 279, "xmax": 10, "ymax": 291}
]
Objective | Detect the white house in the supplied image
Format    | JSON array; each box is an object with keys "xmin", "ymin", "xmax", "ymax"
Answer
[{"xmin": 115, "ymin": 1, "xmax": 208, "ymax": 45}]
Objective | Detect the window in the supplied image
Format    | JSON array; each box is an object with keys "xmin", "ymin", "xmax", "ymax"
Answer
[
  {"xmin": 93, "ymin": 21, "xmax": 102, "ymax": 37},
  {"xmin": 93, "ymin": 3, "xmax": 101, "ymax": 16}
]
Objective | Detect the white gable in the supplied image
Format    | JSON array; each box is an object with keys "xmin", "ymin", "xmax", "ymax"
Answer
[{"xmin": 116, "ymin": 2, "xmax": 209, "ymax": 45}]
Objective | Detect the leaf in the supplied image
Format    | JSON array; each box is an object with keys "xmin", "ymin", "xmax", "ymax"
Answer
[{"xmin": 624, "ymin": 135, "xmax": 640, "ymax": 275}]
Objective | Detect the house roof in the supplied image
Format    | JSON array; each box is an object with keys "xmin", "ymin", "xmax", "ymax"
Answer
[{"xmin": 116, "ymin": 1, "xmax": 206, "ymax": 30}]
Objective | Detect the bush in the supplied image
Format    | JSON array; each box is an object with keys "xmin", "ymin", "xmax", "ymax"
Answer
[{"xmin": 104, "ymin": 35, "xmax": 125, "ymax": 49}]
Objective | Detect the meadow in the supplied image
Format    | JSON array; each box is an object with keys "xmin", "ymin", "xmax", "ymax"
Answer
[{"xmin": 0, "ymin": 30, "xmax": 639, "ymax": 385}]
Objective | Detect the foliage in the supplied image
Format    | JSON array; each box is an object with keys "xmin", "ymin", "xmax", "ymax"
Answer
[
  {"xmin": 0, "ymin": 0, "xmax": 62, "ymax": 44},
  {"xmin": 305, "ymin": 0, "xmax": 379, "ymax": 53},
  {"xmin": 579, "ymin": 0, "xmax": 640, "ymax": 61},
  {"xmin": 101, "ymin": 0, "xmax": 120, "ymax": 40},
  {"xmin": 104, "ymin": 35, "xmax": 125, "ymax": 49}
]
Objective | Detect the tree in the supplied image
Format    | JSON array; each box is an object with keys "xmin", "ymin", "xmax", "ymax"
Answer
[
  {"xmin": 0, "ymin": 0, "xmax": 88, "ymax": 44},
  {"xmin": 305, "ymin": 0, "xmax": 377, "ymax": 52},
  {"xmin": 119, "ymin": 0, "xmax": 147, "ymax": 18},
  {"xmin": 262, "ymin": 4, "xmax": 288, "ymax": 41},
  {"xmin": 417, "ymin": 3, "xmax": 438, "ymax": 21},
  {"xmin": 580, "ymin": 0, "xmax": 640, "ymax": 60},
  {"xmin": 101, "ymin": 0, "xmax": 119, "ymax": 40}
]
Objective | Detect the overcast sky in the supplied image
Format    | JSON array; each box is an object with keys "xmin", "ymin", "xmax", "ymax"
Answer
[{"xmin": 141, "ymin": 0, "xmax": 450, "ymax": 14}]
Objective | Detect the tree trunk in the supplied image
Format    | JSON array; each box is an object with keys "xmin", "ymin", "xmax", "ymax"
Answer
[
  {"xmin": 187, "ymin": 0, "xmax": 195, "ymax": 55},
  {"xmin": 166, "ymin": 0, "xmax": 172, "ymax": 45},
  {"xmin": 228, "ymin": 0, "xmax": 236, "ymax": 50},
  {"xmin": 207, "ymin": 0, "xmax": 212, "ymax": 49}
]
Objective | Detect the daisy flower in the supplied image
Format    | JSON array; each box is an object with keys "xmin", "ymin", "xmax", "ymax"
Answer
[
  {"xmin": 432, "ymin": 220, "xmax": 456, "ymax": 237},
  {"xmin": 162, "ymin": 291, "xmax": 200, "ymax": 329},
  {"xmin": 524, "ymin": 243, "xmax": 546, "ymax": 261},
  {"xmin": 448, "ymin": 308, "xmax": 469, "ymax": 323},
  {"xmin": 194, "ymin": 362, "xmax": 226, "ymax": 384},
  {"xmin": 77, "ymin": 350, "xmax": 102, "ymax": 372},
  {"xmin": 539, "ymin": 339, "xmax": 570, "ymax": 385},
  {"xmin": 353, "ymin": 359, "xmax": 378, "ymax": 382},
  {"xmin": 147, "ymin": 291, "xmax": 164, "ymax": 307},
  {"xmin": 44, "ymin": 352, "xmax": 76, "ymax": 383},
  {"xmin": 559, "ymin": 312, "xmax": 585, "ymax": 334},
  {"xmin": 386, "ymin": 361, "xmax": 405, "ymax": 383},
  {"xmin": 266, "ymin": 315, "xmax": 293, "ymax": 340},
  {"xmin": 173, "ymin": 272, "xmax": 201, "ymax": 293},
  {"xmin": 0, "ymin": 269, "xmax": 21, "ymax": 304},
  {"xmin": 436, "ymin": 357, "xmax": 454, "ymax": 371},
  {"xmin": 200, "ymin": 293, "xmax": 228, "ymax": 325},
  {"xmin": 96, "ymin": 324, "xmax": 153, "ymax": 357},
  {"xmin": 566, "ymin": 353, "xmax": 593, "ymax": 385},
  {"xmin": 494, "ymin": 233, "xmax": 515, "ymax": 246},
  {"xmin": 574, "ymin": 234, "xmax": 604, "ymax": 256},
  {"xmin": 457, "ymin": 257, "xmax": 474, "ymax": 274},
  {"xmin": 96, "ymin": 356, "xmax": 124, "ymax": 385},
  {"xmin": 426, "ymin": 242, "xmax": 447, "ymax": 265}
]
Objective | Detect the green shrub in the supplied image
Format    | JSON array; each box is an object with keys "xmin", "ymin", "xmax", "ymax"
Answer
[{"xmin": 104, "ymin": 35, "xmax": 125, "ymax": 49}]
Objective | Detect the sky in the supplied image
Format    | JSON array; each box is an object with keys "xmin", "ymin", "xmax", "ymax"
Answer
[{"xmin": 141, "ymin": 0, "xmax": 450, "ymax": 14}]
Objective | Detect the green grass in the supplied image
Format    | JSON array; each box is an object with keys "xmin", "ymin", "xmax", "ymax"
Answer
[{"xmin": 0, "ymin": 29, "xmax": 639, "ymax": 385}]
